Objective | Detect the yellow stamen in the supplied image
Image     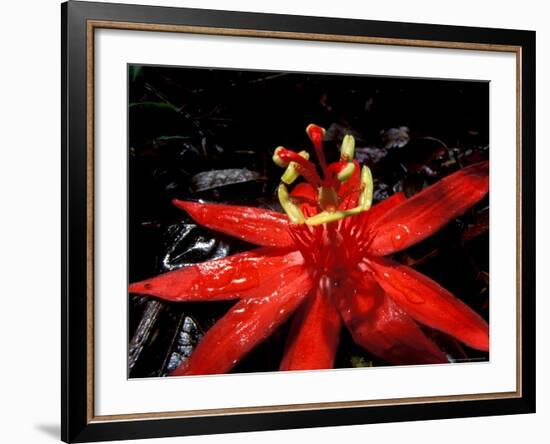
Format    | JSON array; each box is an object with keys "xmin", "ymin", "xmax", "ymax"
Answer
[
  {"xmin": 358, "ymin": 166, "xmax": 373, "ymax": 211},
  {"xmin": 305, "ymin": 208, "xmax": 363, "ymax": 226},
  {"xmin": 337, "ymin": 162, "xmax": 356, "ymax": 182},
  {"xmin": 340, "ymin": 134, "xmax": 355, "ymax": 161},
  {"xmin": 306, "ymin": 165, "xmax": 373, "ymax": 225},
  {"xmin": 274, "ymin": 125, "xmax": 376, "ymax": 226},
  {"xmin": 281, "ymin": 151, "xmax": 309, "ymax": 185},
  {"xmin": 277, "ymin": 184, "xmax": 305, "ymax": 224}
]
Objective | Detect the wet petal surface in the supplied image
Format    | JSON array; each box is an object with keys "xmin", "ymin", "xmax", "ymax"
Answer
[
  {"xmin": 279, "ymin": 281, "xmax": 342, "ymax": 371},
  {"xmin": 174, "ymin": 200, "xmax": 296, "ymax": 248},
  {"xmin": 129, "ymin": 249, "xmax": 303, "ymax": 302},
  {"xmin": 369, "ymin": 256, "xmax": 489, "ymax": 351},
  {"xmin": 171, "ymin": 266, "xmax": 312, "ymax": 375},
  {"xmin": 368, "ymin": 162, "xmax": 489, "ymax": 255},
  {"xmin": 336, "ymin": 274, "xmax": 447, "ymax": 365}
]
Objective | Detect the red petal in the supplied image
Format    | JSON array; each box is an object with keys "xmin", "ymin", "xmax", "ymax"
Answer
[
  {"xmin": 129, "ymin": 249, "xmax": 303, "ymax": 302},
  {"xmin": 290, "ymin": 182, "xmax": 317, "ymax": 202},
  {"xmin": 279, "ymin": 280, "xmax": 342, "ymax": 371},
  {"xmin": 335, "ymin": 274, "xmax": 447, "ymax": 365},
  {"xmin": 365, "ymin": 192, "xmax": 406, "ymax": 224},
  {"xmin": 340, "ymin": 192, "xmax": 406, "ymax": 243},
  {"xmin": 171, "ymin": 266, "xmax": 312, "ymax": 376},
  {"xmin": 290, "ymin": 183, "xmax": 319, "ymax": 216},
  {"xmin": 368, "ymin": 161, "xmax": 489, "ymax": 255},
  {"xmin": 369, "ymin": 256, "xmax": 489, "ymax": 351},
  {"xmin": 173, "ymin": 200, "xmax": 295, "ymax": 248}
]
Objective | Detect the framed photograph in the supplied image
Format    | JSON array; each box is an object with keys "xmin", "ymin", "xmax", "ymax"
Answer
[{"xmin": 62, "ymin": 1, "xmax": 535, "ymax": 442}]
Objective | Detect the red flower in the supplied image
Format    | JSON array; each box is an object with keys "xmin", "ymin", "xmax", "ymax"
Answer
[{"xmin": 129, "ymin": 124, "xmax": 489, "ymax": 376}]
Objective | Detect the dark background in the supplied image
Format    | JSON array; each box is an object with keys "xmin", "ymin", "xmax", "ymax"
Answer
[{"xmin": 128, "ymin": 65, "xmax": 489, "ymax": 378}]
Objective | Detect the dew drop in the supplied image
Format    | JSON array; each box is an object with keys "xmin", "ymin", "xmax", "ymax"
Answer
[{"xmin": 391, "ymin": 224, "xmax": 411, "ymax": 249}]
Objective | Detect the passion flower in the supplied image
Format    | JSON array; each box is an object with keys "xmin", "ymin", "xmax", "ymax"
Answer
[{"xmin": 129, "ymin": 124, "xmax": 489, "ymax": 376}]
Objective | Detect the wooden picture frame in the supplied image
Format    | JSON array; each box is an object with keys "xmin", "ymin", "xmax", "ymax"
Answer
[{"xmin": 62, "ymin": 1, "xmax": 535, "ymax": 442}]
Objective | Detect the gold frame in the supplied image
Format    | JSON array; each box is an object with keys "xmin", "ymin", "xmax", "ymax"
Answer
[{"xmin": 86, "ymin": 20, "xmax": 523, "ymax": 423}]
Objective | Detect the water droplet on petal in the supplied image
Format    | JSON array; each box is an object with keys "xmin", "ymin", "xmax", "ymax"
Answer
[{"xmin": 391, "ymin": 224, "xmax": 411, "ymax": 249}]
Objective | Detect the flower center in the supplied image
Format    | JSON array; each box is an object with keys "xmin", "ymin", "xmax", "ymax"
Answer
[
  {"xmin": 272, "ymin": 125, "xmax": 378, "ymax": 281},
  {"xmin": 288, "ymin": 217, "xmax": 374, "ymax": 283},
  {"xmin": 272, "ymin": 124, "xmax": 374, "ymax": 226}
]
